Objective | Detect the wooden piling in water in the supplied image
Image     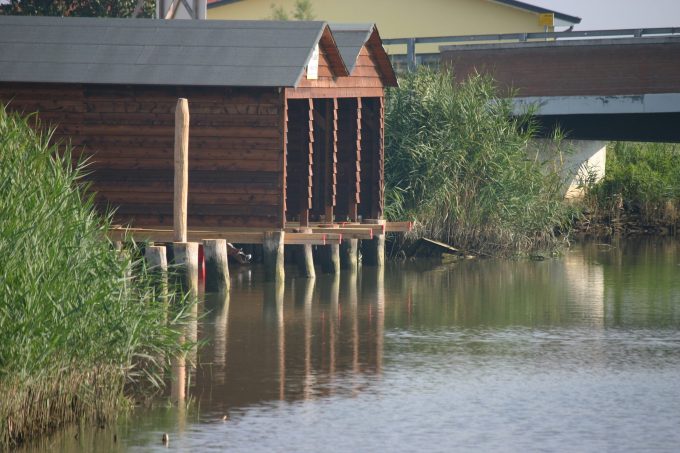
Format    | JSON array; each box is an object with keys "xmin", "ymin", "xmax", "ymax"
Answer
[
  {"xmin": 320, "ymin": 243, "xmax": 341, "ymax": 274},
  {"xmin": 361, "ymin": 219, "xmax": 386, "ymax": 266},
  {"xmin": 173, "ymin": 242, "xmax": 199, "ymax": 298},
  {"xmin": 340, "ymin": 239, "xmax": 359, "ymax": 272},
  {"xmin": 144, "ymin": 245, "xmax": 169, "ymax": 305},
  {"xmin": 295, "ymin": 228, "xmax": 316, "ymax": 278},
  {"xmin": 263, "ymin": 231, "xmax": 285, "ymax": 282},
  {"xmin": 203, "ymin": 239, "xmax": 230, "ymax": 292}
]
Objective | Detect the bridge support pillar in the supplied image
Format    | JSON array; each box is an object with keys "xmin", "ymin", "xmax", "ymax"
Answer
[{"xmin": 531, "ymin": 139, "xmax": 607, "ymax": 199}]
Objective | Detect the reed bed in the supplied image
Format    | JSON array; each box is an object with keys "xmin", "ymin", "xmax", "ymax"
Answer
[
  {"xmin": 582, "ymin": 141, "xmax": 680, "ymax": 231},
  {"xmin": 0, "ymin": 106, "xmax": 189, "ymax": 448},
  {"xmin": 384, "ymin": 67, "xmax": 574, "ymax": 256}
]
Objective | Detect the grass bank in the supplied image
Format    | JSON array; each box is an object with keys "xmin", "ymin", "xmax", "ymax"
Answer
[
  {"xmin": 384, "ymin": 67, "xmax": 575, "ymax": 256},
  {"xmin": 578, "ymin": 141, "xmax": 680, "ymax": 236},
  {"xmin": 0, "ymin": 106, "xmax": 189, "ymax": 449}
]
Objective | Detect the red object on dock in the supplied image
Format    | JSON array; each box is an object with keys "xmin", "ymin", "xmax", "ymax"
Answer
[{"xmin": 198, "ymin": 244, "xmax": 206, "ymax": 282}]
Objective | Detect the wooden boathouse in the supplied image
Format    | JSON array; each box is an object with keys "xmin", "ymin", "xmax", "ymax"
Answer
[{"xmin": 0, "ymin": 16, "xmax": 403, "ymax": 283}]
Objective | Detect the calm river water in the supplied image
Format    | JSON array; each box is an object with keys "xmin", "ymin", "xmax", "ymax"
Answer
[{"xmin": 26, "ymin": 239, "xmax": 680, "ymax": 452}]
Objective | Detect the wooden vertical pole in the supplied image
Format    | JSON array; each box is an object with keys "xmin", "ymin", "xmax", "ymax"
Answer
[
  {"xmin": 264, "ymin": 231, "xmax": 285, "ymax": 282},
  {"xmin": 144, "ymin": 245, "xmax": 169, "ymax": 304},
  {"xmin": 295, "ymin": 228, "xmax": 316, "ymax": 279},
  {"xmin": 203, "ymin": 239, "xmax": 230, "ymax": 292},
  {"xmin": 340, "ymin": 239, "xmax": 359, "ymax": 272},
  {"xmin": 361, "ymin": 219, "xmax": 385, "ymax": 267},
  {"xmin": 172, "ymin": 242, "xmax": 199, "ymax": 297},
  {"xmin": 174, "ymin": 98, "xmax": 189, "ymax": 243}
]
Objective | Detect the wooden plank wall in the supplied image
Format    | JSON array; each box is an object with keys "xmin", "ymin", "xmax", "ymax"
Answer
[
  {"xmin": 0, "ymin": 83, "xmax": 284, "ymax": 229},
  {"xmin": 359, "ymin": 97, "xmax": 384, "ymax": 219},
  {"xmin": 335, "ymin": 98, "xmax": 361, "ymax": 221}
]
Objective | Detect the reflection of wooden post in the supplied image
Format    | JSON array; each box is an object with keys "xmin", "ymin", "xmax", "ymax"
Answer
[
  {"xmin": 329, "ymin": 275, "xmax": 340, "ymax": 385},
  {"xmin": 203, "ymin": 239, "xmax": 230, "ymax": 292},
  {"xmin": 376, "ymin": 267, "xmax": 384, "ymax": 374},
  {"xmin": 174, "ymin": 98, "xmax": 189, "ymax": 243},
  {"xmin": 212, "ymin": 291, "xmax": 230, "ymax": 386},
  {"xmin": 171, "ymin": 338, "xmax": 186, "ymax": 403},
  {"xmin": 302, "ymin": 278, "xmax": 315, "ymax": 400},
  {"xmin": 274, "ymin": 282, "xmax": 285, "ymax": 400}
]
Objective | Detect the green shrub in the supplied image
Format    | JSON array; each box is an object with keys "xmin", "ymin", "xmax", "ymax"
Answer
[{"xmin": 384, "ymin": 67, "xmax": 573, "ymax": 256}]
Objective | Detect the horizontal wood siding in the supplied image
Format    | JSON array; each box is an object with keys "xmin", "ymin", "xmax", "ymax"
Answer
[
  {"xmin": 441, "ymin": 41, "xmax": 680, "ymax": 97},
  {"xmin": 0, "ymin": 83, "xmax": 283, "ymax": 229}
]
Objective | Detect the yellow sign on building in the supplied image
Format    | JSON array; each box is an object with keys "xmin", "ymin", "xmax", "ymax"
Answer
[{"xmin": 539, "ymin": 13, "xmax": 554, "ymax": 27}]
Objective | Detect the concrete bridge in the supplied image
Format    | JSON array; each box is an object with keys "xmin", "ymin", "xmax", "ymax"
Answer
[
  {"xmin": 386, "ymin": 28, "xmax": 680, "ymax": 197},
  {"xmin": 437, "ymin": 29, "xmax": 680, "ymax": 143}
]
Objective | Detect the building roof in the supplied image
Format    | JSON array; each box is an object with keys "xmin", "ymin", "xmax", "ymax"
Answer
[
  {"xmin": 490, "ymin": 0, "xmax": 581, "ymax": 25},
  {"xmin": 331, "ymin": 23, "xmax": 398, "ymax": 86},
  {"xmin": 0, "ymin": 15, "xmax": 349, "ymax": 87}
]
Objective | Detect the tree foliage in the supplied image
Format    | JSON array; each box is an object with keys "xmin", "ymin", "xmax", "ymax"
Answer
[{"xmin": 0, "ymin": 0, "xmax": 155, "ymax": 17}]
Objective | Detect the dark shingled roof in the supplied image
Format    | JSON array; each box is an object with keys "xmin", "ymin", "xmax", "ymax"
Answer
[
  {"xmin": 330, "ymin": 23, "xmax": 398, "ymax": 87},
  {"xmin": 0, "ymin": 16, "xmax": 349, "ymax": 87},
  {"xmin": 331, "ymin": 23, "xmax": 374, "ymax": 73}
]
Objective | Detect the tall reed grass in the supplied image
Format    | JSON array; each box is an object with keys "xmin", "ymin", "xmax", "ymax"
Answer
[
  {"xmin": 583, "ymin": 141, "xmax": 680, "ymax": 228},
  {"xmin": 384, "ymin": 67, "xmax": 574, "ymax": 256},
  {"xmin": 0, "ymin": 106, "xmax": 188, "ymax": 448}
]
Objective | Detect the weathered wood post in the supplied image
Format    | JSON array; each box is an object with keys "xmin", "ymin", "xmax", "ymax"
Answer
[
  {"xmin": 321, "ymin": 242, "xmax": 341, "ymax": 274},
  {"xmin": 340, "ymin": 239, "xmax": 359, "ymax": 272},
  {"xmin": 174, "ymin": 98, "xmax": 189, "ymax": 244},
  {"xmin": 295, "ymin": 228, "xmax": 316, "ymax": 279},
  {"xmin": 172, "ymin": 98, "xmax": 199, "ymax": 296},
  {"xmin": 361, "ymin": 219, "xmax": 386, "ymax": 266},
  {"xmin": 144, "ymin": 245, "xmax": 169, "ymax": 305},
  {"xmin": 203, "ymin": 239, "xmax": 230, "ymax": 292},
  {"xmin": 173, "ymin": 242, "xmax": 199, "ymax": 297},
  {"xmin": 263, "ymin": 231, "xmax": 285, "ymax": 282}
]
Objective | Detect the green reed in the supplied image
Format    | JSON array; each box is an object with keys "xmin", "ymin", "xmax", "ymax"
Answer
[
  {"xmin": 0, "ymin": 106, "xmax": 190, "ymax": 448},
  {"xmin": 584, "ymin": 141, "xmax": 680, "ymax": 227},
  {"xmin": 384, "ymin": 67, "xmax": 574, "ymax": 256}
]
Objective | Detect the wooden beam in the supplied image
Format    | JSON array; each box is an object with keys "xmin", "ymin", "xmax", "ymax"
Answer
[
  {"xmin": 174, "ymin": 98, "xmax": 189, "ymax": 242},
  {"xmin": 107, "ymin": 228, "xmax": 333, "ymax": 245}
]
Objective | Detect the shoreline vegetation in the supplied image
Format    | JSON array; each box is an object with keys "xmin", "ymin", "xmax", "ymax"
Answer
[
  {"xmin": 384, "ymin": 67, "xmax": 576, "ymax": 257},
  {"xmin": 384, "ymin": 68, "xmax": 679, "ymax": 257},
  {"xmin": 2, "ymin": 67, "xmax": 678, "ymax": 448},
  {"xmin": 0, "ymin": 106, "xmax": 191, "ymax": 449},
  {"xmin": 576, "ymin": 141, "xmax": 680, "ymax": 238}
]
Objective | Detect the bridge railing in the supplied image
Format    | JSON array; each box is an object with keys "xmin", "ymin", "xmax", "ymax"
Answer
[{"xmin": 384, "ymin": 27, "xmax": 680, "ymax": 72}]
